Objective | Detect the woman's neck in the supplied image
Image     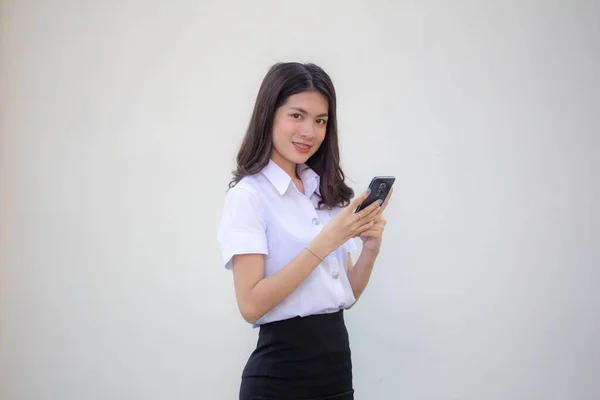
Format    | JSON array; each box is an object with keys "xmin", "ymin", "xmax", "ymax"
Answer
[{"xmin": 271, "ymin": 155, "xmax": 298, "ymax": 180}]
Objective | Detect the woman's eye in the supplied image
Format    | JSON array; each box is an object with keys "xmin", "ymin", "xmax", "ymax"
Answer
[
  {"xmin": 316, "ymin": 119, "xmax": 327, "ymax": 125},
  {"xmin": 292, "ymin": 113, "xmax": 302, "ymax": 119}
]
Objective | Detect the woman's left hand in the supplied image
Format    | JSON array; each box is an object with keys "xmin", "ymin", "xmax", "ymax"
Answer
[{"xmin": 359, "ymin": 188, "xmax": 393, "ymax": 252}]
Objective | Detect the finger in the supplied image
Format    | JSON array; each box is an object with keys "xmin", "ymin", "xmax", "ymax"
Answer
[
  {"xmin": 363, "ymin": 200, "xmax": 383, "ymax": 221},
  {"xmin": 359, "ymin": 229, "xmax": 382, "ymax": 239},
  {"xmin": 354, "ymin": 198, "xmax": 379, "ymax": 222},
  {"xmin": 360, "ymin": 221, "xmax": 386, "ymax": 236},
  {"xmin": 357, "ymin": 210, "xmax": 382, "ymax": 233},
  {"xmin": 380, "ymin": 188, "xmax": 394, "ymax": 213},
  {"xmin": 354, "ymin": 208, "xmax": 378, "ymax": 229},
  {"xmin": 364, "ymin": 220, "xmax": 386, "ymax": 233},
  {"xmin": 347, "ymin": 190, "xmax": 372, "ymax": 213},
  {"xmin": 356, "ymin": 196, "xmax": 381, "ymax": 218},
  {"xmin": 367, "ymin": 219, "xmax": 385, "ymax": 229},
  {"xmin": 357, "ymin": 219, "xmax": 378, "ymax": 235}
]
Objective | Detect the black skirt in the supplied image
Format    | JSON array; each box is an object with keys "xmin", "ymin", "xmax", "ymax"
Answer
[{"xmin": 239, "ymin": 310, "xmax": 353, "ymax": 400}]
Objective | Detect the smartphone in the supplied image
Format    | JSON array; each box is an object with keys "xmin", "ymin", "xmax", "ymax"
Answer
[{"xmin": 354, "ymin": 176, "xmax": 395, "ymax": 213}]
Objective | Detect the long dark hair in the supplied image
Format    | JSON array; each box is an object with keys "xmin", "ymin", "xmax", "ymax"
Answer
[{"xmin": 229, "ymin": 62, "xmax": 354, "ymax": 209}]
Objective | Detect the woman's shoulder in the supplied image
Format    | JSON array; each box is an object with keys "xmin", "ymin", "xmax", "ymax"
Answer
[
  {"xmin": 227, "ymin": 174, "xmax": 265, "ymax": 197},
  {"xmin": 223, "ymin": 174, "xmax": 271, "ymax": 212}
]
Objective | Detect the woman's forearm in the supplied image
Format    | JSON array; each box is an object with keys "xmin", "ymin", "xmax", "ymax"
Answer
[
  {"xmin": 347, "ymin": 249, "xmax": 379, "ymax": 304},
  {"xmin": 241, "ymin": 235, "xmax": 336, "ymax": 323}
]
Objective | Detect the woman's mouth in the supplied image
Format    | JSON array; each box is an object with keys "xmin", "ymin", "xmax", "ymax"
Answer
[{"xmin": 293, "ymin": 142, "xmax": 311, "ymax": 153}]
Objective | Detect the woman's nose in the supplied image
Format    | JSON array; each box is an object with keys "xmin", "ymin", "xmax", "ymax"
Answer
[{"xmin": 299, "ymin": 121, "xmax": 315, "ymax": 139}]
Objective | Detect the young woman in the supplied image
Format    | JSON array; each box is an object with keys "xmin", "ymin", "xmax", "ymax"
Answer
[{"xmin": 217, "ymin": 62, "xmax": 392, "ymax": 400}]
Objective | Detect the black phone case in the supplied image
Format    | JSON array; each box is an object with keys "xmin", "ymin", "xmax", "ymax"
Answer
[{"xmin": 354, "ymin": 176, "xmax": 395, "ymax": 213}]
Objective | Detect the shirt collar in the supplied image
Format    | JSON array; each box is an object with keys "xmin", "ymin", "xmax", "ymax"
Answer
[{"xmin": 261, "ymin": 159, "xmax": 321, "ymax": 197}]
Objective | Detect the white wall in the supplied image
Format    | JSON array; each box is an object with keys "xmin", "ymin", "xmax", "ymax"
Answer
[{"xmin": 1, "ymin": 1, "xmax": 599, "ymax": 399}]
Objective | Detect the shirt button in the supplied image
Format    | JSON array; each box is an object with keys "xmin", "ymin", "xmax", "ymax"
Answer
[
  {"xmin": 311, "ymin": 217, "xmax": 320, "ymax": 225},
  {"xmin": 332, "ymin": 271, "xmax": 339, "ymax": 279}
]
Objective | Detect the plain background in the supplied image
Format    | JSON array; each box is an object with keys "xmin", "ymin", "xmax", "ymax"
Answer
[{"xmin": 1, "ymin": 1, "xmax": 599, "ymax": 399}]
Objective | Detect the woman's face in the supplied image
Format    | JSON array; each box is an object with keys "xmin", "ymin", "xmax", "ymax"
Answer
[{"xmin": 270, "ymin": 90, "xmax": 329, "ymax": 174}]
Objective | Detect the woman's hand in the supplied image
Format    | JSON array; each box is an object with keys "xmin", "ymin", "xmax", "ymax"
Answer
[
  {"xmin": 359, "ymin": 188, "xmax": 393, "ymax": 252},
  {"xmin": 310, "ymin": 190, "xmax": 382, "ymax": 258}
]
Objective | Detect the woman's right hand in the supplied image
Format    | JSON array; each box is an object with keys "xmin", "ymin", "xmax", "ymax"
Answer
[{"xmin": 311, "ymin": 190, "xmax": 382, "ymax": 257}]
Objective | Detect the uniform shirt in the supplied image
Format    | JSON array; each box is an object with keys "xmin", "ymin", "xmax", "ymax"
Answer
[{"xmin": 217, "ymin": 159, "xmax": 357, "ymax": 326}]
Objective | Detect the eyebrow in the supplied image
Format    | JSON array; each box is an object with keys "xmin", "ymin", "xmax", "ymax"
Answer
[{"xmin": 289, "ymin": 107, "xmax": 328, "ymax": 118}]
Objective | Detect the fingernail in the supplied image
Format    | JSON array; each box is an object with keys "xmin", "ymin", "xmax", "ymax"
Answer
[
  {"xmin": 366, "ymin": 189, "xmax": 371, "ymax": 194},
  {"xmin": 378, "ymin": 199, "xmax": 383, "ymax": 205}
]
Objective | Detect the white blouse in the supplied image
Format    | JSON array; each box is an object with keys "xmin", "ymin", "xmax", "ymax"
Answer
[{"xmin": 217, "ymin": 159, "xmax": 358, "ymax": 326}]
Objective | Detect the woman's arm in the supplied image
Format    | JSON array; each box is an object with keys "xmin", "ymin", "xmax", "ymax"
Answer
[
  {"xmin": 232, "ymin": 243, "xmax": 327, "ymax": 324},
  {"xmin": 232, "ymin": 191, "xmax": 380, "ymax": 324},
  {"xmin": 345, "ymin": 187, "xmax": 393, "ymax": 309},
  {"xmin": 345, "ymin": 249, "xmax": 379, "ymax": 308}
]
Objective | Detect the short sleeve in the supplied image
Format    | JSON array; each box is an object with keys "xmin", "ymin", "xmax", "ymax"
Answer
[{"xmin": 217, "ymin": 188, "xmax": 268, "ymax": 270}]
